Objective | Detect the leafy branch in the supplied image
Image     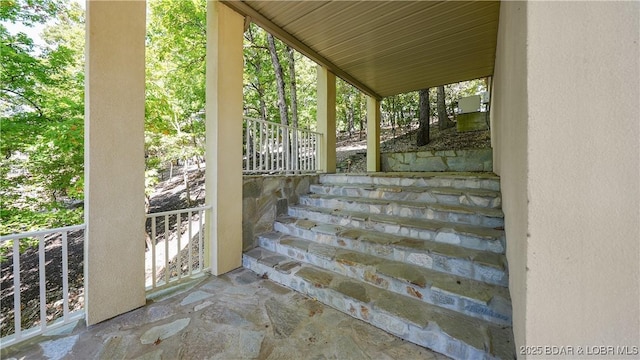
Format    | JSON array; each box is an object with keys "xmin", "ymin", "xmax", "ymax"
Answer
[{"xmin": 1, "ymin": 87, "xmax": 45, "ymax": 118}]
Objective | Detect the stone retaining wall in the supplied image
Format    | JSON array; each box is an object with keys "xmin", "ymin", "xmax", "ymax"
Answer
[
  {"xmin": 243, "ymin": 175, "xmax": 318, "ymax": 250},
  {"xmin": 457, "ymin": 112, "xmax": 490, "ymax": 132},
  {"xmin": 380, "ymin": 149, "xmax": 493, "ymax": 172}
]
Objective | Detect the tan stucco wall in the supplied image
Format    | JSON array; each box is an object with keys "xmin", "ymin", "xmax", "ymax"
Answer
[
  {"xmin": 84, "ymin": 0, "xmax": 146, "ymax": 325},
  {"xmin": 526, "ymin": 1, "xmax": 639, "ymax": 351},
  {"xmin": 491, "ymin": 0, "xmax": 529, "ymax": 351},
  {"xmin": 494, "ymin": 1, "xmax": 640, "ymax": 356}
]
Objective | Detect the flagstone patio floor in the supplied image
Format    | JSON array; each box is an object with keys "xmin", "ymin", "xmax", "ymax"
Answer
[{"xmin": 2, "ymin": 268, "xmax": 448, "ymax": 359}]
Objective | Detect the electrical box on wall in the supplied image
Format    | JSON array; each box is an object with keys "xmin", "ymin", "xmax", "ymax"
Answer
[{"xmin": 458, "ymin": 95, "xmax": 481, "ymax": 114}]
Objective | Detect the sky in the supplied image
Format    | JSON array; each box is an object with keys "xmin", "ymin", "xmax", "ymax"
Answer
[
  {"xmin": 2, "ymin": 0, "xmax": 85, "ymax": 47},
  {"xmin": 4, "ymin": 22, "xmax": 47, "ymax": 46}
]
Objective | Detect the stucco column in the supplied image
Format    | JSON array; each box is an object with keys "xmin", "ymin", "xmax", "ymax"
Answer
[
  {"xmin": 204, "ymin": 1, "xmax": 244, "ymax": 275},
  {"xmin": 366, "ymin": 96, "xmax": 381, "ymax": 172},
  {"xmin": 84, "ymin": 0, "xmax": 146, "ymax": 325},
  {"xmin": 317, "ymin": 66, "xmax": 337, "ymax": 173}
]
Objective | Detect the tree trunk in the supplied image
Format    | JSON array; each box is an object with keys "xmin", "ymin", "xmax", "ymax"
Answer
[
  {"xmin": 348, "ymin": 95, "xmax": 355, "ymax": 138},
  {"xmin": 247, "ymin": 27, "xmax": 268, "ymax": 122},
  {"xmin": 267, "ymin": 33, "xmax": 289, "ymax": 168},
  {"xmin": 286, "ymin": 46, "xmax": 298, "ymax": 128},
  {"xmin": 267, "ymin": 33, "xmax": 289, "ymax": 126},
  {"xmin": 390, "ymin": 96, "xmax": 396, "ymax": 137},
  {"xmin": 183, "ymin": 161, "xmax": 192, "ymax": 207},
  {"xmin": 437, "ymin": 85, "xmax": 453, "ymax": 130},
  {"xmin": 259, "ymin": 94, "xmax": 268, "ymax": 121},
  {"xmin": 358, "ymin": 92, "xmax": 364, "ymax": 141},
  {"xmin": 417, "ymin": 88, "xmax": 430, "ymax": 146},
  {"xmin": 346, "ymin": 89, "xmax": 354, "ymax": 136},
  {"xmin": 286, "ymin": 46, "xmax": 299, "ymax": 170}
]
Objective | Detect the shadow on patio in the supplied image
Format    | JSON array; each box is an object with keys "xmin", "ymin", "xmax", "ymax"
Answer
[{"xmin": 2, "ymin": 268, "xmax": 447, "ymax": 359}]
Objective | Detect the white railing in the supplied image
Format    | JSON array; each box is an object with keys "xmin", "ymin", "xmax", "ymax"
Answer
[
  {"xmin": 244, "ymin": 117, "xmax": 322, "ymax": 174},
  {"xmin": 0, "ymin": 225, "xmax": 85, "ymax": 348},
  {"xmin": 145, "ymin": 205, "xmax": 211, "ymax": 293}
]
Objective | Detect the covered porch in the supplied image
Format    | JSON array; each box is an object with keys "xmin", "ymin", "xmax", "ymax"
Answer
[
  {"xmin": 2, "ymin": 0, "xmax": 638, "ymax": 359},
  {"xmin": 79, "ymin": 0, "xmax": 503, "ymax": 327}
]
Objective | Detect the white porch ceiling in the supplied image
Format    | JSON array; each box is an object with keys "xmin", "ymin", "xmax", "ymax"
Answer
[{"xmin": 223, "ymin": 1, "xmax": 500, "ymax": 100}]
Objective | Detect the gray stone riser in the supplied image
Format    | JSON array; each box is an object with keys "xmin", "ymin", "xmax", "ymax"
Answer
[
  {"xmin": 319, "ymin": 173, "xmax": 501, "ymax": 191},
  {"xmin": 257, "ymin": 234, "xmax": 512, "ymax": 326},
  {"xmin": 299, "ymin": 195, "xmax": 504, "ymax": 228},
  {"xmin": 273, "ymin": 221, "xmax": 508, "ymax": 287},
  {"xmin": 243, "ymin": 251, "xmax": 514, "ymax": 360},
  {"xmin": 288, "ymin": 206, "xmax": 505, "ymax": 254},
  {"xmin": 309, "ymin": 184, "xmax": 502, "ymax": 209}
]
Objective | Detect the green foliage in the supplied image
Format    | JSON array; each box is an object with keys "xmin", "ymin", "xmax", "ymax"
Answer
[
  {"xmin": 145, "ymin": 10, "xmax": 321, "ymax": 188},
  {"xmin": 0, "ymin": 0, "xmax": 491, "ymax": 240},
  {"xmin": 0, "ymin": 0, "xmax": 61, "ymax": 27},
  {"xmin": 243, "ymin": 23, "xmax": 317, "ymax": 129},
  {"xmin": 336, "ymin": 78, "xmax": 358, "ymax": 133},
  {"xmin": 1, "ymin": 0, "xmax": 84, "ymax": 236},
  {"xmin": 0, "ymin": 206, "xmax": 83, "ymax": 235},
  {"xmin": 382, "ymin": 92, "xmax": 420, "ymax": 130},
  {"xmin": 145, "ymin": 0, "xmax": 207, "ymax": 191}
]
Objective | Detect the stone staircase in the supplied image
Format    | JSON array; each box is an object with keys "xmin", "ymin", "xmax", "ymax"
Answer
[{"xmin": 243, "ymin": 172, "xmax": 514, "ymax": 359}]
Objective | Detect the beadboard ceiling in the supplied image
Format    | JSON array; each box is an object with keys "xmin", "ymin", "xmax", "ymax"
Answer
[{"xmin": 223, "ymin": 1, "xmax": 500, "ymax": 99}]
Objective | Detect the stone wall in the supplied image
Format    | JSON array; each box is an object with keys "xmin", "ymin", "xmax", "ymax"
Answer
[
  {"xmin": 457, "ymin": 112, "xmax": 489, "ymax": 132},
  {"xmin": 243, "ymin": 175, "xmax": 318, "ymax": 251},
  {"xmin": 381, "ymin": 149, "xmax": 493, "ymax": 172}
]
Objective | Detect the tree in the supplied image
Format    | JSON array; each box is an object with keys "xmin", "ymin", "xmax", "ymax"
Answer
[
  {"xmin": 1, "ymin": 0, "xmax": 85, "ymax": 234},
  {"xmin": 242, "ymin": 24, "xmax": 317, "ymax": 130},
  {"xmin": 242, "ymin": 24, "xmax": 321, "ymax": 171},
  {"xmin": 286, "ymin": 46, "xmax": 298, "ymax": 128},
  {"xmin": 437, "ymin": 85, "xmax": 454, "ymax": 130},
  {"xmin": 244, "ymin": 25, "xmax": 269, "ymax": 120},
  {"xmin": 417, "ymin": 88, "xmax": 430, "ymax": 146},
  {"xmin": 266, "ymin": 33, "xmax": 289, "ymax": 126},
  {"xmin": 286, "ymin": 46, "xmax": 301, "ymax": 169},
  {"xmin": 145, "ymin": 0, "xmax": 207, "ymax": 196}
]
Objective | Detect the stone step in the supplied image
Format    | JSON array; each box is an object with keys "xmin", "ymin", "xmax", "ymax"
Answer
[
  {"xmin": 257, "ymin": 232, "xmax": 512, "ymax": 326},
  {"xmin": 299, "ymin": 193, "xmax": 504, "ymax": 228},
  {"xmin": 310, "ymin": 183, "xmax": 502, "ymax": 209},
  {"xmin": 274, "ymin": 216, "xmax": 508, "ymax": 286},
  {"xmin": 243, "ymin": 248, "xmax": 515, "ymax": 360},
  {"xmin": 319, "ymin": 172, "xmax": 501, "ymax": 192},
  {"xmin": 288, "ymin": 205, "xmax": 505, "ymax": 253}
]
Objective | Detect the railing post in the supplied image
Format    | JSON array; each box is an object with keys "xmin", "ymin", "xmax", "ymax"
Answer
[
  {"xmin": 188, "ymin": 210, "xmax": 193, "ymax": 274},
  {"xmin": 61, "ymin": 231, "xmax": 70, "ymax": 320},
  {"xmin": 292, "ymin": 128, "xmax": 299, "ymax": 171},
  {"xmin": 38, "ymin": 235, "xmax": 46, "ymax": 331},
  {"xmin": 315, "ymin": 133, "xmax": 322, "ymax": 171},
  {"xmin": 12, "ymin": 237, "xmax": 22, "ymax": 341}
]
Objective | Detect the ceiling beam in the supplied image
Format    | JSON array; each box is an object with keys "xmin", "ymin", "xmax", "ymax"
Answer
[{"xmin": 221, "ymin": 0, "xmax": 383, "ymax": 101}]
